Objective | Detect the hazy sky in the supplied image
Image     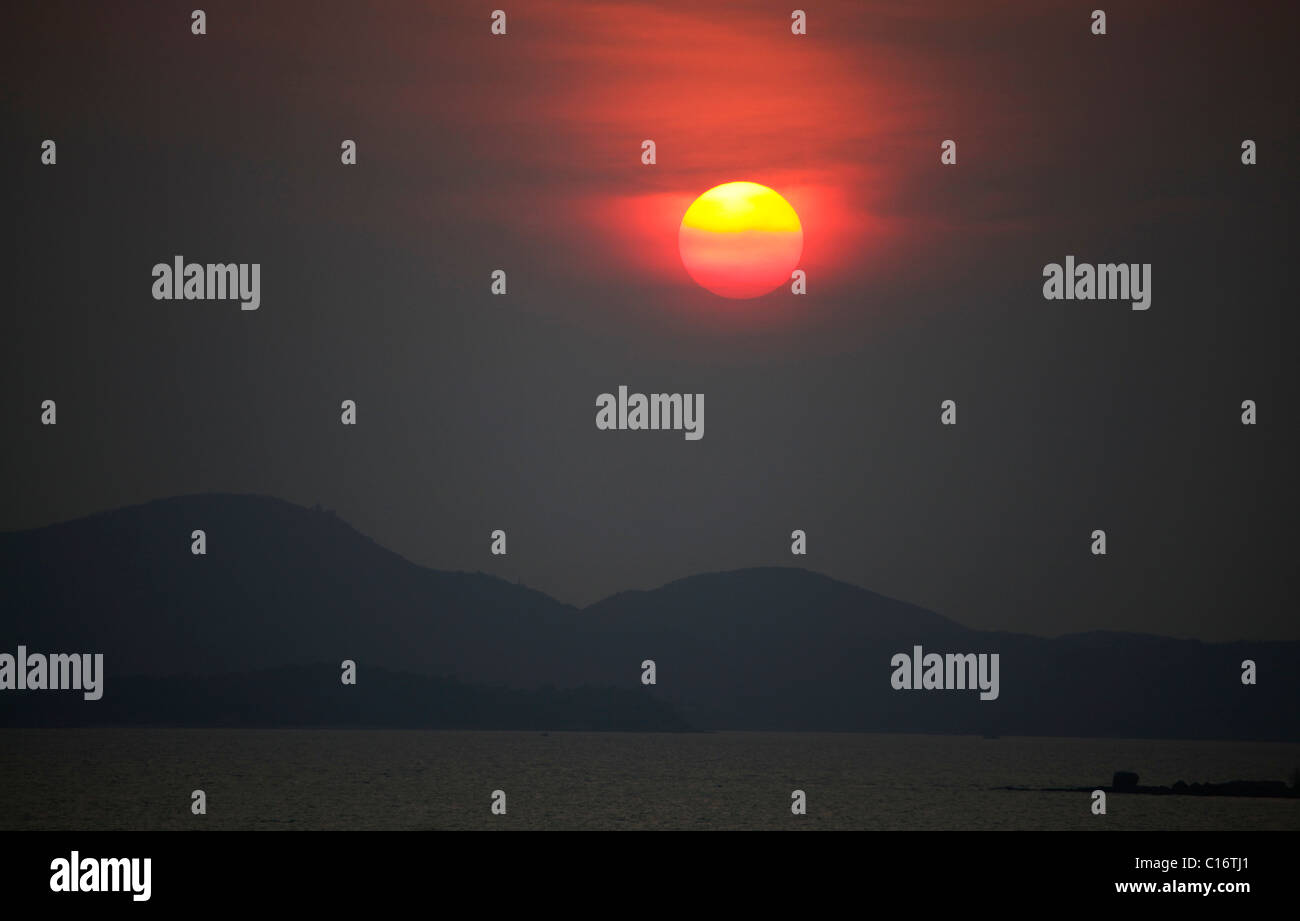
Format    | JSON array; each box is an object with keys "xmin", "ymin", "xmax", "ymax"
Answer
[{"xmin": 3, "ymin": 0, "xmax": 1297, "ymax": 640}]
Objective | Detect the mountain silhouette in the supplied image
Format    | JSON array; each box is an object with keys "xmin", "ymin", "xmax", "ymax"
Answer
[
  {"xmin": 2, "ymin": 494, "xmax": 1296, "ymax": 739},
  {"xmin": 3, "ymin": 663, "xmax": 691, "ymax": 731}
]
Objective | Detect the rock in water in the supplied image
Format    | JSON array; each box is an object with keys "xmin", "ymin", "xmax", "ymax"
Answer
[{"xmin": 1113, "ymin": 771, "xmax": 1139, "ymax": 791}]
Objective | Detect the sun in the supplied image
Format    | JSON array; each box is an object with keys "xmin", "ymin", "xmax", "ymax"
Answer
[{"xmin": 678, "ymin": 182, "xmax": 803, "ymax": 299}]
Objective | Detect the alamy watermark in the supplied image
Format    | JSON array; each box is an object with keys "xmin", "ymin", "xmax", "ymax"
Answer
[
  {"xmin": 151, "ymin": 255, "xmax": 260, "ymax": 310},
  {"xmin": 595, "ymin": 386, "xmax": 703, "ymax": 441},
  {"xmin": 0, "ymin": 646, "xmax": 103, "ymax": 699},
  {"xmin": 50, "ymin": 852, "xmax": 150, "ymax": 902},
  {"xmin": 1042, "ymin": 256, "xmax": 1150, "ymax": 310},
  {"xmin": 890, "ymin": 645, "xmax": 999, "ymax": 700}
]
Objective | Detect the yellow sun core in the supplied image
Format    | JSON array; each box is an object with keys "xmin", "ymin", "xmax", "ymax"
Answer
[{"xmin": 678, "ymin": 182, "xmax": 803, "ymax": 299}]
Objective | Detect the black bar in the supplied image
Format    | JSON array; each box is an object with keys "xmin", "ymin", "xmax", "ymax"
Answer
[{"xmin": 4, "ymin": 831, "xmax": 1285, "ymax": 909}]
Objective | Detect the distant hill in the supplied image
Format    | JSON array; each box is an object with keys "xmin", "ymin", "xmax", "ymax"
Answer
[
  {"xmin": 2, "ymin": 494, "xmax": 1297, "ymax": 739},
  {"xmin": 0, "ymin": 494, "xmax": 584, "ymax": 684},
  {"xmin": 0, "ymin": 664, "xmax": 691, "ymax": 731}
]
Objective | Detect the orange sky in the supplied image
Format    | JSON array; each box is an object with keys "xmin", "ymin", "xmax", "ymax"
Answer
[
  {"xmin": 391, "ymin": 0, "xmax": 1089, "ymax": 333},
  {"xmin": 15, "ymin": 0, "xmax": 1281, "ymax": 344}
]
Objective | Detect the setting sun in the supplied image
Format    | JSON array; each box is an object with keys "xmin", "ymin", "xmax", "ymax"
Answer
[{"xmin": 678, "ymin": 182, "xmax": 803, "ymax": 299}]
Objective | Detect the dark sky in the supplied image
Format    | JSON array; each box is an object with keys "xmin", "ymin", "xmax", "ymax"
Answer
[{"xmin": 2, "ymin": 0, "xmax": 1297, "ymax": 640}]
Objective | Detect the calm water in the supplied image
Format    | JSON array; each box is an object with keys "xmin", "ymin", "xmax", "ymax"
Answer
[{"xmin": 2, "ymin": 729, "xmax": 1297, "ymax": 830}]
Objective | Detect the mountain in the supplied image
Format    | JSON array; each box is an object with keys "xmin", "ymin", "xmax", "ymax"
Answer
[
  {"xmin": 2, "ymin": 494, "xmax": 1297, "ymax": 739},
  {"xmin": 0, "ymin": 494, "xmax": 584, "ymax": 684},
  {"xmin": 1, "ymin": 664, "xmax": 691, "ymax": 731}
]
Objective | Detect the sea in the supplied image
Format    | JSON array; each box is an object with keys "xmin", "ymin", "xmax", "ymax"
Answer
[{"xmin": 2, "ymin": 729, "xmax": 1297, "ymax": 830}]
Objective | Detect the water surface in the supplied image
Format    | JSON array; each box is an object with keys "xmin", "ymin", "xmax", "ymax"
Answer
[{"xmin": 2, "ymin": 729, "xmax": 1296, "ymax": 830}]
